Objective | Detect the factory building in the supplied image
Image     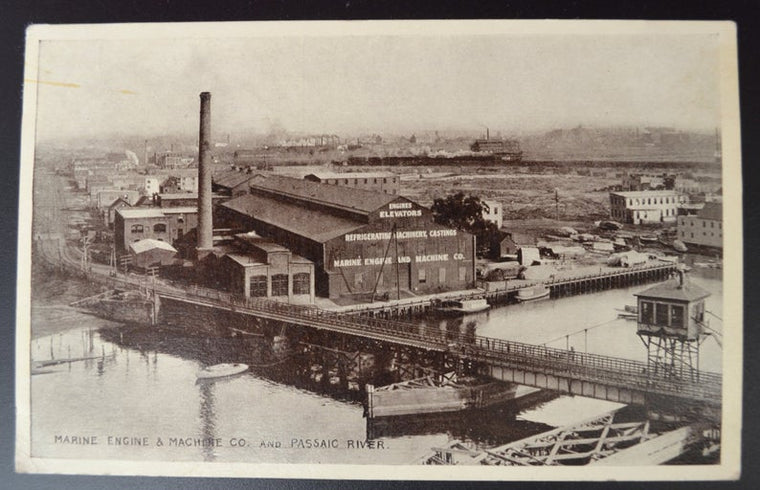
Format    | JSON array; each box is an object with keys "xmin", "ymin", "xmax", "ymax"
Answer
[
  {"xmin": 114, "ymin": 207, "xmax": 198, "ymax": 255},
  {"xmin": 216, "ymin": 175, "xmax": 476, "ymax": 299},
  {"xmin": 677, "ymin": 202, "xmax": 723, "ymax": 250},
  {"xmin": 303, "ymin": 171, "xmax": 400, "ymax": 195},
  {"xmin": 609, "ymin": 190, "xmax": 687, "ymax": 224},
  {"xmin": 218, "ymin": 232, "xmax": 315, "ymax": 304}
]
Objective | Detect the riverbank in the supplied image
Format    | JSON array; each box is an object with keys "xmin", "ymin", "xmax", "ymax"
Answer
[{"xmin": 30, "ymin": 260, "xmax": 112, "ymax": 339}]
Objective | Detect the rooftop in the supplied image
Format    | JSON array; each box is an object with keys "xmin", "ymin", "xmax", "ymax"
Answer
[
  {"xmin": 305, "ymin": 171, "xmax": 396, "ymax": 181},
  {"xmin": 221, "ymin": 193, "xmax": 364, "ymax": 243},
  {"xmin": 249, "ymin": 174, "xmax": 398, "ymax": 215},
  {"xmin": 129, "ymin": 239, "xmax": 177, "ymax": 255},
  {"xmin": 117, "ymin": 206, "xmax": 197, "ymax": 219},
  {"xmin": 635, "ymin": 277, "xmax": 711, "ymax": 302},
  {"xmin": 213, "ymin": 170, "xmax": 259, "ymax": 189},
  {"xmin": 610, "ymin": 190, "xmax": 681, "ymax": 197},
  {"xmin": 117, "ymin": 208, "xmax": 167, "ymax": 219}
]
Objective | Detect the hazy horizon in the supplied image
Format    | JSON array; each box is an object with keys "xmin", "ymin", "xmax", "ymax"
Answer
[{"xmin": 30, "ymin": 29, "xmax": 722, "ymax": 143}]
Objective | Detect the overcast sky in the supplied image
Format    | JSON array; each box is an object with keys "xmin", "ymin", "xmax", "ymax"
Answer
[{"xmin": 30, "ymin": 29, "xmax": 722, "ymax": 141}]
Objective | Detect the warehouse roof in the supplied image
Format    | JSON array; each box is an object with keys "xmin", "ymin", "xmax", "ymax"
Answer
[
  {"xmin": 249, "ymin": 174, "xmax": 398, "ymax": 215},
  {"xmin": 214, "ymin": 170, "xmax": 259, "ymax": 189},
  {"xmin": 221, "ymin": 193, "xmax": 364, "ymax": 243}
]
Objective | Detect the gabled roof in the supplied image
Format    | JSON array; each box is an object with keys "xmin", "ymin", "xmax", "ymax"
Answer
[
  {"xmin": 635, "ymin": 278, "xmax": 711, "ymax": 302},
  {"xmin": 249, "ymin": 174, "xmax": 398, "ymax": 215},
  {"xmin": 220, "ymin": 193, "xmax": 364, "ymax": 243}
]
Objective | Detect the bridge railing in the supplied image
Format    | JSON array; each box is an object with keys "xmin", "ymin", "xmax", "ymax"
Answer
[{"xmin": 155, "ymin": 282, "xmax": 721, "ymax": 402}]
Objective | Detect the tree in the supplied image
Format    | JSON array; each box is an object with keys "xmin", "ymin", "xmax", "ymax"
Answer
[{"xmin": 431, "ymin": 192, "xmax": 502, "ymax": 258}]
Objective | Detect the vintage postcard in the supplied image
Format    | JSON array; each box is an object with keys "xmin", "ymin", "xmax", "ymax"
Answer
[{"xmin": 16, "ymin": 20, "xmax": 742, "ymax": 480}]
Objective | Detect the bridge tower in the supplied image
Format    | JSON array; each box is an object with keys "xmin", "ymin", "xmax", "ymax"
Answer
[{"xmin": 635, "ymin": 269, "xmax": 711, "ymax": 381}]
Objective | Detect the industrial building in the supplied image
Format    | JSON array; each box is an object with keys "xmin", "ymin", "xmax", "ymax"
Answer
[
  {"xmin": 215, "ymin": 174, "xmax": 476, "ymax": 299},
  {"xmin": 303, "ymin": 171, "xmax": 400, "ymax": 195},
  {"xmin": 608, "ymin": 190, "xmax": 687, "ymax": 224},
  {"xmin": 217, "ymin": 232, "xmax": 315, "ymax": 304},
  {"xmin": 676, "ymin": 202, "xmax": 723, "ymax": 249},
  {"xmin": 114, "ymin": 207, "xmax": 198, "ymax": 255}
]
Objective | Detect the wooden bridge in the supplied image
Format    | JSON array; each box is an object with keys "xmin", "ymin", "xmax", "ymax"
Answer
[{"xmin": 150, "ymin": 283, "xmax": 721, "ymax": 419}]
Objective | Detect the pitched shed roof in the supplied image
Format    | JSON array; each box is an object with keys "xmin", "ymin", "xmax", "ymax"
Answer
[
  {"xmin": 635, "ymin": 278, "xmax": 711, "ymax": 302},
  {"xmin": 221, "ymin": 193, "xmax": 364, "ymax": 243},
  {"xmin": 129, "ymin": 239, "xmax": 177, "ymax": 254},
  {"xmin": 249, "ymin": 174, "xmax": 398, "ymax": 215}
]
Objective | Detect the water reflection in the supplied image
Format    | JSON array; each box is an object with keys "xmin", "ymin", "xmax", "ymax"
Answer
[{"xmin": 197, "ymin": 380, "xmax": 216, "ymax": 462}]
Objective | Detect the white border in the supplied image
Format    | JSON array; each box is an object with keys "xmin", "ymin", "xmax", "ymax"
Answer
[{"xmin": 16, "ymin": 20, "xmax": 742, "ymax": 480}]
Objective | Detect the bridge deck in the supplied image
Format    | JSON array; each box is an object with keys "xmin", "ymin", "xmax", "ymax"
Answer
[{"xmin": 155, "ymin": 284, "xmax": 721, "ymax": 406}]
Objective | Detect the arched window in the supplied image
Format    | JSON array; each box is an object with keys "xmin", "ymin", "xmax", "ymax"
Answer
[
  {"xmin": 131, "ymin": 224, "xmax": 144, "ymax": 233},
  {"xmin": 153, "ymin": 223, "xmax": 167, "ymax": 233}
]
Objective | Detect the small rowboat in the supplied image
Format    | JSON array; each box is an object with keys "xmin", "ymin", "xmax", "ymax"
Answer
[
  {"xmin": 516, "ymin": 285, "xmax": 550, "ymax": 303},
  {"xmin": 196, "ymin": 363, "xmax": 249, "ymax": 380},
  {"xmin": 433, "ymin": 298, "xmax": 490, "ymax": 315}
]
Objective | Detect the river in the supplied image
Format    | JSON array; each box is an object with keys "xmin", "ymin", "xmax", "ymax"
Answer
[{"xmin": 28, "ymin": 267, "xmax": 722, "ymax": 464}]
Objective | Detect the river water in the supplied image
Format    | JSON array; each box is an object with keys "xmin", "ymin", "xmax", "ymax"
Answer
[{"xmin": 29, "ymin": 267, "xmax": 723, "ymax": 464}]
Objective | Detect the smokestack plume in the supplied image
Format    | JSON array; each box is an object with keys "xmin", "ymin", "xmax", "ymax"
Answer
[{"xmin": 197, "ymin": 92, "xmax": 213, "ymax": 252}]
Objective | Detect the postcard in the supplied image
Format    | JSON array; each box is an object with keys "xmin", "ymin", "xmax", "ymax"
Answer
[{"xmin": 16, "ymin": 20, "xmax": 742, "ymax": 480}]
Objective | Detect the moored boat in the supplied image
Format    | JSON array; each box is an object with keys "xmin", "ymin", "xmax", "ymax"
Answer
[
  {"xmin": 196, "ymin": 363, "xmax": 249, "ymax": 380},
  {"xmin": 615, "ymin": 304, "xmax": 638, "ymax": 320},
  {"xmin": 516, "ymin": 285, "xmax": 550, "ymax": 303},
  {"xmin": 433, "ymin": 298, "xmax": 490, "ymax": 315}
]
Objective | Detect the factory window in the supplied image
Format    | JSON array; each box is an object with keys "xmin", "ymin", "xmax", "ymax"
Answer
[
  {"xmin": 354, "ymin": 272, "xmax": 364, "ymax": 289},
  {"xmin": 153, "ymin": 223, "xmax": 167, "ymax": 233},
  {"xmin": 131, "ymin": 224, "xmax": 144, "ymax": 233},
  {"xmin": 293, "ymin": 273, "xmax": 310, "ymax": 295},
  {"xmin": 640, "ymin": 301, "xmax": 654, "ymax": 324},
  {"xmin": 271, "ymin": 274, "xmax": 289, "ymax": 296},
  {"xmin": 459, "ymin": 267, "xmax": 467, "ymax": 282},
  {"xmin": 383, "ymin": 178, "xmax": 387, "ymax": 184},
  {"xmin": 711, "ymin": 222, "xmax": 714, "ymax": 228},
  {"xmin": 670, "ymin": 305, "xmax": 684, "ymax": 328},
  {"xmin": 655, "ymin": 303, "xmax": 669, "ymax": 326},
  {"xmin": 354, "ymin": 179, "xmax": 358, "ymax": 185},
  {"xmin": 250, "ymin": 275, "xmax": 267, "ymax": 297},
  {"xmin": 178, "ymin": 217, "xmax": 184, "ymax": 224},
  {"xmin": 418, "ymin": 268, "xmax": 426, "ymax": 284},
  {"xmin": 374, "ymin": 178, "xmax": 378, "ymax": 184},
  {"xmin": 438, "ymin": 267, "xmax": 446, "ymax": 284},
  {"xmin": 364, "ymin": 178, "xmax": 368, "ymax": 184}
]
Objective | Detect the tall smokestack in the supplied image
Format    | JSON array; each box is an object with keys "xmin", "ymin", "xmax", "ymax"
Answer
[{"xmin": 197, "ymin": 92, "xmax": 213, "ymax": 253}]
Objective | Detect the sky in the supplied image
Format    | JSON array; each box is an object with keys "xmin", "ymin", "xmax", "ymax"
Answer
[{"xmin": 29, "ymin": 27, "xmax": 723, "ymax": 142}]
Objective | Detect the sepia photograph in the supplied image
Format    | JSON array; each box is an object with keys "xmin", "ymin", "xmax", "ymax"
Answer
[{"xmin": 15, "ymin": 20, "xmax": 742, "ymax": 480}]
